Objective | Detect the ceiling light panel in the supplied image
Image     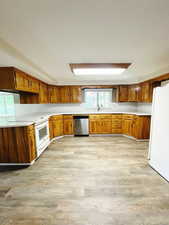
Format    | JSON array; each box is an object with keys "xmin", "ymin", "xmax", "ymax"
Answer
[
  {"xmin": 70, "ymin": 63, "xmax": 131, "ymax": 76},
  {"xmin": 73, "ymin": 68, "xmax": 126, "ymax": 75}
]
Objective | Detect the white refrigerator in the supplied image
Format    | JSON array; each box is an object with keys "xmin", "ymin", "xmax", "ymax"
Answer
[{"xmin": 149, "ymin": 84, "xmax": 169, "ymax": 181}]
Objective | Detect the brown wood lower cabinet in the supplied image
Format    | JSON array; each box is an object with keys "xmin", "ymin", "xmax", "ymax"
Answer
[
  {"xmin": 89, "ymin": 113, "xmax": 150, "ymax": 139},
  {"xmin": 122, "ymin": 114, "xmax": 133, "ymax": 136},
  {"xmin": 132, "ymin": 115, "xmax": 151, "ymax": 139},
  {"xmin": 0, "ymin": 125, "xmax": 36, "ymax": 164},
  {"xmin": 122, "ymin": 114, "xmax": 151, "ymax": 139},
  {"xmin": 112, "ymin": 114, "xmax": 122, "ymax": 133},
  {"xmin": 63, "ymin": 115, "xmax": 74, "ymax": 135},
  {"xmin": 89, "ymin": 114, "xmax": 112, "ymax": 134},
  {"xmin": 49, "ymin": 115, "xmax": 63, "ymax": 139}
]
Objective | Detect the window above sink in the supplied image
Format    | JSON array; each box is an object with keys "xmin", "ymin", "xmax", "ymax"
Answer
[{"xmin": 83, "ymin": 89, "xmax": 115, "ymax": 110}]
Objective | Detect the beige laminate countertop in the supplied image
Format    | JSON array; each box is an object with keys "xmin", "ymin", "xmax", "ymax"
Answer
[{"xmin": 0, "ymin": 112, "xmax": 151, "ymax": 128}]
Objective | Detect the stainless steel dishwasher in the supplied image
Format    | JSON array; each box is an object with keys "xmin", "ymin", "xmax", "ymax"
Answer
[{"xmin": 74, "ymin": 115, "xmax": 89, "ymax": 136}]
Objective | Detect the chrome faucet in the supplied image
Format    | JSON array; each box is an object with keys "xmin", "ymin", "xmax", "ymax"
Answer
[{"xmin": 97, "ymin": 105, "xmax": 101, "ymax": 111}]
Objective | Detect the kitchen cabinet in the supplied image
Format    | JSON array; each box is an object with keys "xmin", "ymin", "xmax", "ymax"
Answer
[
  {"xmin": 122, "ymin": 114, "xmax": 151, "ymax": 139},
  {"xmin": 60, "ymin": 86, "xmax": 71, "ymax": 103},
  {"xmin": 0, "ymin": 67, "xmax": 39, "ymax": 93},
  {"xmin": 122, "ymin": 114, "xmax": 133, "ymax": 136},
  {"xmin": 0, "ymin": 125, "xmax": 37, "ymax": 163},
  {"xmin": 39, "ymin": 82, "xmax": 49, "ymax": 103},
  {"xmin": 59, "ymin": 86, "xmax": 82, "ymax": 103},
  {"xmin": 112, "ymin": 114, "xmax": 122, "ymax": 133},
  {"xmin": 128, "ymin": 85, "xmax": 140, "ymax": 102},
  {"xmin": 139, "ymin": 82, "xmax": 152, "ymax": 103},
  {"xmin": 48, "ymin": 85, "xmax": 61, "ymax": 103},
  {"xmin": 49, "ymin": 115, "xmax": 63, "ymax": 139},
  {"xmin": 48, "ymin": 86, "xmax": 82, "ymax": 104},
  {"xmin": 70, "ymin": 86, "xmax": 82, "ymax": 103},
  {"xmin": 116, "ymin": 83, "xmax": 154, "ymax": 103},
  {"xmin": 89, "ymin": 114, "xmax": 112, "ymax": 134},
  {"xmin": 63, "ymin": 115, "xmax": 74, "ymax": 135},
  {"xmin": 20, "ymin": 93, "xmax": 39, "ymax": 104},
  {"xmin": 21, "ymin": 82, "xmax": 49, "ymax": 104},
  {"xmin": 116, "ymin": 85, "xmax": 129, "ymax": 102},
  {"xmin": 132, "ymin": 115, "xmax": 151, "ymax": 139}
]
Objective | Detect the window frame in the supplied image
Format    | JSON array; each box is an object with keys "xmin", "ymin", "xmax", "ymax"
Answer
[{"xmin": 83, "ymin": 88, "xmax": 113, "ymax": 110}]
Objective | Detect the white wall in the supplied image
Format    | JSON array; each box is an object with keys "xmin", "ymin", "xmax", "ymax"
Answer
[{"xmin": 15, "ymin": 102, "xmax": 138, "ymax": 117}]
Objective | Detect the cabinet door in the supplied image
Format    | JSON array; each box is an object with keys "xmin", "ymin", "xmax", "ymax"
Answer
[
  {"xmin": 60, "ymin": 87, "xmax": 71, "ymax": 103},
  {"xmin": 128, "ymin": 85, "xmax": 140, "ymax": 102},
  {"xmin": 122, "ymin": 116, "xmax": 133, "ymax": 136},
  {"xmin": 70, "ymin": 86, "xmax": 82, "ymax": 103},
  {"xmin": 101, "ymin": 120, "xmax": 112, "ymax": 134},
  {"xmin": 28, "ymin": 78, "xmax": 39, "ymax": 93},
  {"xmin": 133, "ymin": 116, "xmax": 150, "ymax": 139},
  {"xmin": 139, "ymin": 82, "xmax": 152, "ymax": 103},
  {"xmin": 48, "ymin": 86, "xmax": 61, "ymax": 103},
  {"xmin": 39, "ymin": 82, "xmax": 48, "ymax": 103},
  {"xmin": 15, "ymin": 72, "xmax": 29, "ymax": 91},
  {"xmin": 89, "ymin": 120, "xmax": 98, "ymax": 134},
  {"xmin": 53, "ymin": 120, "xmax": 63, "ymax": 137},
  {"xmin": 63, "ymin": 115, "xmax": 74, "ymax": 135},
  {"xmin": 117, "ymin": 86, "xmax": 129, "ymax": 102}
]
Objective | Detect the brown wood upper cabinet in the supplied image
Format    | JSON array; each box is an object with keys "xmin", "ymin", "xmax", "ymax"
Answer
[
  {"xmin": 116, "ymin": 85, "xmax": 129, "ymax": 102},
  {"xmin": 0, "ymin": 67, "xmax": 39, "ymax": 93},
  {"xmin": 48, "ymin": 86, "xmax": 82, "ymax": 104},
  {"xmin": 116, "ymin": 82, "xmax": 154, "ymax": 103},
  {"xmin": 71, "ymin": 86, "xmax": 82, "ymax": 103},
  {"xmin": 128, "ymin": 85, "xmax": 140, "ymax": 102},
  {"xmin": 60, "ymin": 86, "xmax": 71, "ymax": 103},
  {"xmin": 39, "ymin": 82, "xmax": 49, "ymax": 103},
  {"xmin": 48, "ymin": 86, "xmax": 61, "ymax": 103},
  {"xmin": 116, "ymin": 85, "xmax": 140, "ymax": 102},
  {"xmin": 60, "ymin": 86, "xmax": 82, "ymax": 103},
  {"xmin": 139, "ymin": 82, "xmax": 153, "ymax": 103}
]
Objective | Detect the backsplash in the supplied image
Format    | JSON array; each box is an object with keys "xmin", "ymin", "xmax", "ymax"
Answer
[
  {"xmin": 136, "ymin": 103, "xmax": 152, "ymax": 114},
  {"xmin": 15, "ymin": 102, "xmax": 138, "ymax": 117}
]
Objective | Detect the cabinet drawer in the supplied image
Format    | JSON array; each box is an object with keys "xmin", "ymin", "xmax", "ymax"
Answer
[
  {"xmin": 112, "ymin": 119, "xmax": 122, "ymax": 123},
  {"xmin": 89, "ymin": 114, "xmax": 112, "ymax": 120},
  {"xmin": 50, "ymin": 115, "xmax": 63, "ymax": 120},
  {"xmin": 112, "ymin": 114, "xmax": 122, "ymax": 119},
  {"xmin": 63, "ymin": 115, "xmax": 73, "ymax": 120},
  {"xmin": 123, "ymin": 114, "xmax": 134, "ymax": 120}
]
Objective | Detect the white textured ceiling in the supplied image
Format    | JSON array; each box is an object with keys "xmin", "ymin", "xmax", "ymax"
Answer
[{"xmin": 0, "ymin": 0, "xmax": 169, "ymax": 84}]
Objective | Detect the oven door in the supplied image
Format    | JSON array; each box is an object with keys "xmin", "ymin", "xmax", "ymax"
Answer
[{"xmin": 35, "ymin": 121, "xmax": 50, "ymax": 157}]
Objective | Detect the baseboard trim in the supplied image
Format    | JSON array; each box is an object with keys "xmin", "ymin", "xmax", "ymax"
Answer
[
  {"xmin": 0, "ymin": 160, "xmax": 35, "ymax": 166},
  {"xmin": 90, "ymin": 134, "xmax": 121, "ymax": 137},
  {"xmin": 122, "ymin": 134, "xmax": 149, "ymax": 142}
]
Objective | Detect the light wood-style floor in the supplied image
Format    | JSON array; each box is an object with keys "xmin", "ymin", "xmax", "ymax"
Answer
[{"xmin": 0, "ymin": 136, "xmax": 169, "ymax": 225}]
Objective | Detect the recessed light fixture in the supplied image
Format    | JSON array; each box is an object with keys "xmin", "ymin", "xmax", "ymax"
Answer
[{"xmin": 70, "ymin": 63, "xmax": 131, "ymax": 76}]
